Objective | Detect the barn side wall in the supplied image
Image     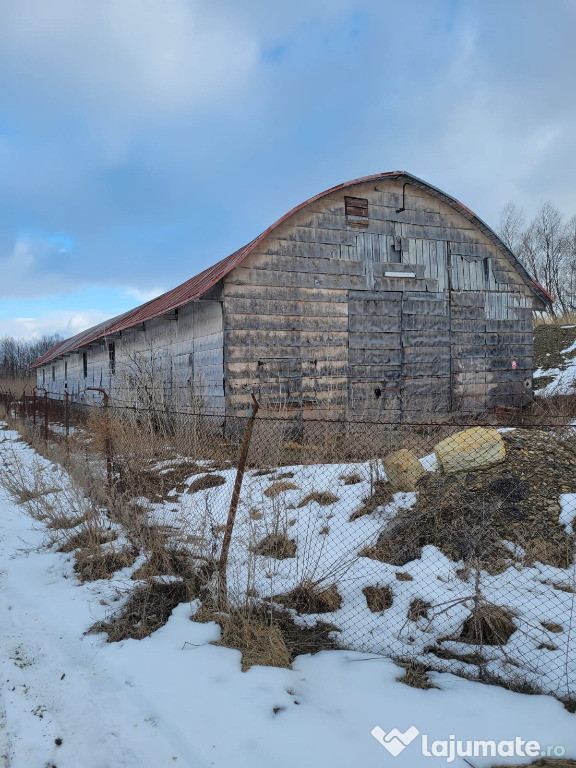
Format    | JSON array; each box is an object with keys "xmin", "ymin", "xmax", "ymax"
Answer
[
  {"xmin": 37, "ymin": 299, "xmax": 225, "ymax": 412},
  {"xmin": 222, "ymin": 178, "xmax": 537, "ymax": 416}
]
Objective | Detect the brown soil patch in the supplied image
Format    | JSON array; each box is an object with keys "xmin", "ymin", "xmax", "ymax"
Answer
[
  {"xmin": 363, "ymin": 585, "xmax": 393, "ymax": 612},
  {"xmin": 126, "ymin": 460, "xmax": 203, "ymax": 502},
  {"xmin": 362, "ymin": 430, "xmax": 576, "ymax": 569},
  {"xmin": 534, "ymin": 324, "xmax": 576, "ymax": 372},
  {"xmin": 131, "ymin": 547, "xmax": 198, "ymax": 581}
]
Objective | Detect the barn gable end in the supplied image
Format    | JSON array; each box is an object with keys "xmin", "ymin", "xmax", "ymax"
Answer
[{"xmin": 222, "ymin": 177, "xmax": 544, "ymax": 415}]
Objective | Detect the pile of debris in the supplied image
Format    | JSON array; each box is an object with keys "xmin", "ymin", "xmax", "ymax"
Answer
[{"xmin": 363, "ymin": 428, "xmax": 576, "ymax": 571}]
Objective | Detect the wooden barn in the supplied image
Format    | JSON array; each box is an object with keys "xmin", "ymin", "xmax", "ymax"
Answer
[{"xmin": 32, "ymin": 172, "xmax": 552, "ymax": 418}]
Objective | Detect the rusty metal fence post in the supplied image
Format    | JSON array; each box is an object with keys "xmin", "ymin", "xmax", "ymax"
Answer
[
  {"xmin": 44, "ymin": 391, "xmax": 49, "ymax": 441},
  {"xmin": 64, "ymin": 389, "xmax": 70, "ymax": 440},
  {"xmin": 217, "ymin": 393, "xmax": 259, "ymax": 607}
]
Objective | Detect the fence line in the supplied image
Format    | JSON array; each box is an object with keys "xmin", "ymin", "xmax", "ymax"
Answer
[{"xmin": 1, "ymin": 388, "xmax": 575, "ymax": 704}]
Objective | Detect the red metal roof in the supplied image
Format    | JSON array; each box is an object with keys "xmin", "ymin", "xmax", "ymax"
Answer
[{"xmin": 32, "ymin": 171, "xmax": 553, "ymax": 367}]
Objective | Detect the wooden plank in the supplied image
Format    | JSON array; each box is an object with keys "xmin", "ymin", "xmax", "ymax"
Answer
[
  {"xmin": 348, "ymin": 332, "xmax": 402, "ymax": 350},
  {"xmin": 349, "ymin": 290, "xmax": 402, "ymax": 302},
  {"xmin": 450, "ymin": 304, "xmax": 486, "ymax": 320},
  {"xmin": 402, "ymin": 297, "xmax": 448, "ymax": 315},
  {"xmin": 348, "ymin": 315, "xmax": 401, "ymax": 333},
  {"xmin": 225, "ymin": 297, "xmax": 348, "ymax": 317},
  {"xmin": 402, "ymin": 314, "xmax": 450, "ymax": 331},
  {"xmin": 402, "ymin": 361, "xmax": 451, "ymax": 377},
  {"xmin": 403, "ymin": 346, "xmax": 451, "ymax": 363},
  {"xmin": 227, "ymin": 266, "xmax": 368, "ymax": 291},
  {"xmin": 403, "ymin": 330, "xmax": 450, "ymax": 346},
  {"xmin": 373, "ymin": 262, "xmax": 426, "ymax": 279},
  {"xmin": 245, "ymin": 251, "xmax": 366, "ymax": 275},
  {"xmin": 224, "ymin": 284, "xmax": 349, "ymax": 302},
  {"xmin": 225, "ymin": 314, "xmax": 349, "ymax": 332},
  {"xmin": 348, "ymin": 348, "xmax": 402, "ymax": 366},
  {"xmin": 373, "ymin": 277, "xmax": 431, "ymax": 292},
  {"xmin": 349, "ymin": 298, "xmax": 401, "ymax": 317}
]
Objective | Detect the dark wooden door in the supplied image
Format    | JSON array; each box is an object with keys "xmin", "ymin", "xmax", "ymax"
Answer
[{"xmin": 348, "ymin": 290, "xmax": 452, "ymax": 418}]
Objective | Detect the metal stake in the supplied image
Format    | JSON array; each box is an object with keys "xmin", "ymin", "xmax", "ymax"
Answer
[{"xmin": 217, "ymin": 394, "xmax": 259, "ymax": 607}]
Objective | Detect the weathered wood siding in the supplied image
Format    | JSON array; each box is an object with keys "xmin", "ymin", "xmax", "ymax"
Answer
[
  {"xmin": 223, "ymin": 178, "xmax": 537, "ymax": 415},
  {"xmin": 38, "ymin": 298, "xmax": 225, "ymax": 411},
  {"xmin": 37, "ymin": 177, "xmax": 540, "ymax": 418}
]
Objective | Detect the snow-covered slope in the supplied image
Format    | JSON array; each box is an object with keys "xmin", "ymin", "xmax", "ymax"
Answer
[{"xmin": 1, "ymin": 466, "xmax": 576, "ymax": 767}]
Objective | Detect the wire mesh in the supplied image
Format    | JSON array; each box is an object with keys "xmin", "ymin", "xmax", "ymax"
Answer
[{"xmin": 1, "ymin": 389, "xmax": 575, "ymax": 704}]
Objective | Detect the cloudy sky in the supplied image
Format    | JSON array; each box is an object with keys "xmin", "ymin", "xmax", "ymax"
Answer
[{"xmin": 0, "ymin": 0, "xmax": 575, "ymax": 339}]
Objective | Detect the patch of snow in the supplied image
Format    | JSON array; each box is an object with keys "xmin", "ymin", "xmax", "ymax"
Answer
[
  {"xmin": 560, "ymin": 494, "xmax": 576, "ymax": 534},
  {"xmin": 419, "ymin": 452, "xmax": 438, "ymax": 471}
]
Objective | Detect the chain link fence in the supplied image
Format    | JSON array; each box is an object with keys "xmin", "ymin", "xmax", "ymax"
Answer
[{"xmin": 1, "ymin": 389, "xmax": 575, "ymax": 705}]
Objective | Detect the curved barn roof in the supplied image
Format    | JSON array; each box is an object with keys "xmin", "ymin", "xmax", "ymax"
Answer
[{"xmin": 32, "ymin": 171, "xmax": 553, "ymax": 368}]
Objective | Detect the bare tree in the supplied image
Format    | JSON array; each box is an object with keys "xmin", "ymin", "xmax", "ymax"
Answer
[
  {"xmin": 0, "ymin": 333, "xmax": 62, "ymax": 379},
  {"xmin": 499, "ymin": 200, "xmax": 576, "ymax": 317},
  {"xmin": 498, "ymin": 202, "xmax": 526, "ymax": 253}
]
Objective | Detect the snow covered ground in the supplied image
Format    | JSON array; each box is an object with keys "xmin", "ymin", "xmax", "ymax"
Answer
[{"xmin": 1, "ymin": 426, "xmax": 576, "ymax": 767}]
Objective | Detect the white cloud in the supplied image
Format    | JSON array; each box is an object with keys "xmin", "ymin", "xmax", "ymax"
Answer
[
  {"xmin": 0, "ymin": 0, "xmax": 259, "ymax": 129},
  {"xmin": 0, "ymin": 310, "xmax": 112, "ymax": 341},
  {"xmin": 0, "ymin": 234, "xmax": 78, "ymax": 299},
  {"xmin": 124, "ymin": 286, "xmax": 166, "ymax": 304}
]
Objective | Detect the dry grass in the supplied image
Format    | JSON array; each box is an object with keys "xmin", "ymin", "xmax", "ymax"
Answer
[
  {"xmin": 274, "ymin": 581, "xmax": 342, "ymax": 614},
  {"xmin": 542, "ymin": 621, "xmax": 564, "ymax": 634},
  {"xmin": 297, "ymin": 491, "xmax": 339, "ymax": 507},
  {"xmin": 459, "ymin": 603, "xmax": 517, "ymax": 646},
  {"xmin": 264, "ymin": 480, "xmax": 300, "ymax": 498},
  {"xmin": 350, "ymin": 479, "xmax": 394, "ymax": 521},
  {"xmin": 74, "ymin": 546, "xmax": 138, "ymax": 582},
  {"xmin": 407, "ymin": 598, "xmax": 430, "ymax": 622},
  {"xmin": 363, "ymin": 585, "xmax": 393, "ymax": 612},
  {"xmin": 339, "ymin": 472, "xmax": 363, "ymax": 485},
  {"xmin": 188, "ymin": 474, "xmax": 226, "ymax": 493},
  {"xmin": 253, "ymin": 533, "xmax": 297, "ymax": 559},
  {"xmin": 395, "ymin": 571, "xmax": 413, "ymax": 581},
  {"xmin": 194, "ymin": 603, "xmax": 340, "ymax": 670},
  {"xmin": 361, "ymin": 429, "xmax": 576, "ymax": 570},
  {"xmin": 58, "ymin": 523, "xmax": 117, "ymax": 553},
  {"xmin": 205, "ymin": 610, "xmax": 292, "ymax": 672},
  {"xmin": 92, "ymin": 580, "xmax": 194, "ymax": 641},
  {"xmin": 0, "ymin": 376, "xmax": 35, "ymax": 397},
  {"xmin": 396, "ymin": 660, "xmax": 439, "ymax": 690},
  {"xmin": 534, "ymin": 311, "xmax": 576, "ymax": 327}
]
